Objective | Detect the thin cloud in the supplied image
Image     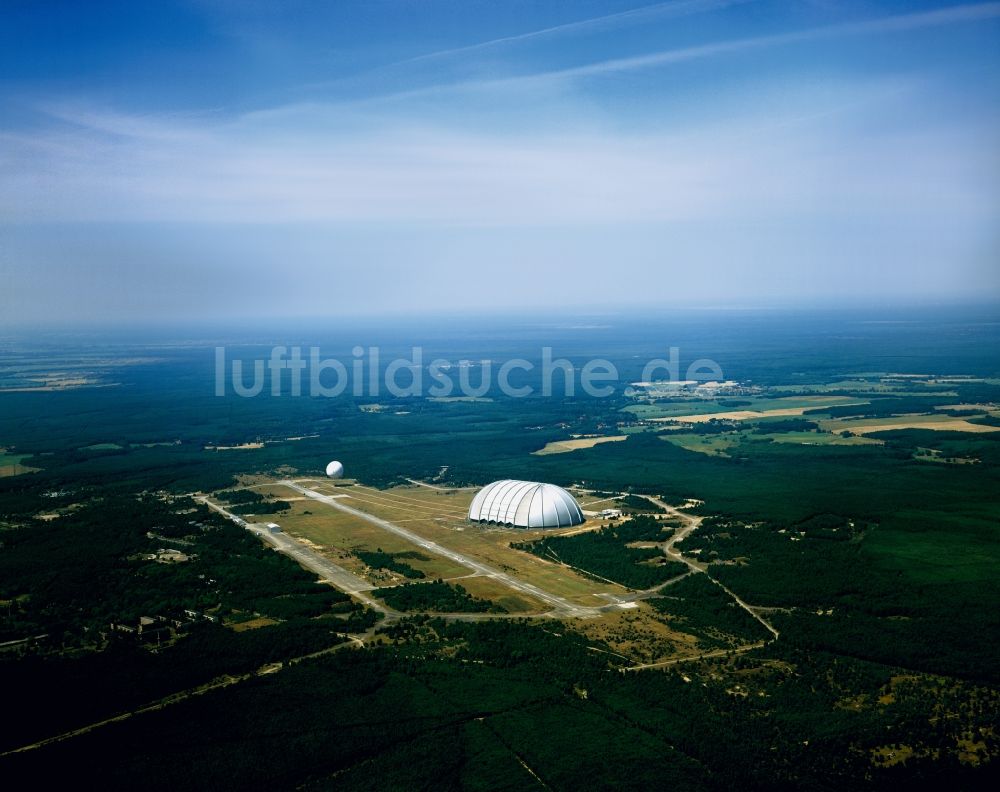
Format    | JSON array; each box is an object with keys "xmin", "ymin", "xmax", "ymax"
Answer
[
  {"xmin": 6, "ymin": 76, "xmax": 994, "ymax": 230},
  {"xmin": 343, "ymin": 1, "xmax": 1000, "ymax": 103},
  {"xmin": 393, "ymin": 0, "xmax": 752, "ymax": 66},
  {"xmin": 298, "ymin": 0, "xmax": 752, "ymax": 98},
  {"xmin": 542, "ymin": 0, "xmax": 1000, "ymax": 80}
]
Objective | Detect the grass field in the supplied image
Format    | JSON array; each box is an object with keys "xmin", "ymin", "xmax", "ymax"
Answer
[
  {"xmin": 262, "ymin": 480, "xmax": 627, "ymax": 608},
  {"xmin": 455, "ymin": 576, "xmax": 546, "ymax": 613},
  {"xmin": 820, "ymin": 414, "xmax": 1000, "ymax": 435},
  {"xmin": 533, "ymin": 435, "xmax": 628, "ymax": 455},
  {"xmin": 660, "ymin": 429, "xmax": 880, "ymax": 457},
  {"xmin": 256, "ymin": 497, "xmax": 471, "ymax": 583},
  {"xmin": 570, "ymin": 601, "xmax": 701, "ymax": 664},
  {"xmin": 659, "ymin": 432, "xmax": 746, "ymax": 456},
  {"xmin": 625, "ymin": 395, "xmax": 865, "ymax": 421},
  {"xmin": 0, "ymin": 451, "xmax": 39, "ymax": 477},
  {"xmin": 765, "ymin": 430, "xmax": 881, "ymax": 446},
  {"xmin": 650, "ymin": 399, "xmax": 868, "ymax": 424}
]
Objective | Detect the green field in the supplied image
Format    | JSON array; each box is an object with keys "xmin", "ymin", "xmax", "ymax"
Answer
[{"xmin": 2, "ymin": 311, "xmax": 999, "ymax": 786}]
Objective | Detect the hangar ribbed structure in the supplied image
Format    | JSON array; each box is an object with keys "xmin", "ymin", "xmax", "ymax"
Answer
[{"xmin": 467, "ymin": 479, "xmax": 584, "ymax": 529}]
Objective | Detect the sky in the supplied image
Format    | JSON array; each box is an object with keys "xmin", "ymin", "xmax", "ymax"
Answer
[{"xmin": 1, "ymin": 0, "xmax": 999, "ymax": 324}]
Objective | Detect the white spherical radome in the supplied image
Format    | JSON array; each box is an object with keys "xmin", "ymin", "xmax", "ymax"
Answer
[{"xmin": 325, "ymin": 460, "xmax": 345, "ymax": 479}]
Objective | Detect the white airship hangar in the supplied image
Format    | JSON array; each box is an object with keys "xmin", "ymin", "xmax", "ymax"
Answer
[{"xmin": 467, "ymin": 479, "xmax": 584, "ymax": 529}]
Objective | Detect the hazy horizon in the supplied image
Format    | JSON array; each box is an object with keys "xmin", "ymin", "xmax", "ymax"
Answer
[{"xmin": 2, "ymin": 0, "xmax": 999, "ymax": 324}]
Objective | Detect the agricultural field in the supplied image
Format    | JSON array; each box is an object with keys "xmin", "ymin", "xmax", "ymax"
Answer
[
  {"xmin": 533, "ymin": 434, "xmax": 627, "ymax": 455},
  {"xmin": 625, "ymin": 394, "xmax": 864, "ymax": 421},
  {"xmin": 2, "ymin": 309, "xmax": 1000, "ymax": 787},
  {"xmin": 819, "ymin": 413, "xmax": 1000, "ymax": 435},
  {"xmin": 0, "ymin": 450, "xmax": 39, "ymax": 477}
]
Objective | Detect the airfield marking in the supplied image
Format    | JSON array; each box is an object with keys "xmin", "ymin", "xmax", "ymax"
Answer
[
  {"xmin": 348, "ymin": 484, "xmax": 470, "ymax": 517},
  {"xmin": 196, "ymin": 496, "xmax": 391, "ymax": 615},
  {"xmin": 404, "ymin": 478, "xmax": 478, "ymax": 492},
  {"xmin": 207, "ymin": 483, "xmax": 777, "ymax": 633},
  {"xmin": 279, "ymin": 480, "xmax": 604, "ymax": 618}
]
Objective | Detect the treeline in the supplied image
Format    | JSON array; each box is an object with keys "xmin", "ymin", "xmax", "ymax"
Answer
[
  {"xmin": 0, "ymin": 619, "xmax": 349, "ymax": 754},
  {"xmin": 374, "ymin": 581, "xmax": 504, "ymax": 613},
  {"xmin": 218, "ymin": 488, "xmax": 291, "ymax": 516},
  {"xmin": 804, "ymin": 396, "xmax": 943, "ymax": 419},
  {"xmin": 649, "ymin": 574, "xmax": 771, "ymax": 649},
  {"xmin": 514, "ymin": 516, "xmax": 686, "ymax": 590},
  {"xmin": 684, "ymin": 419, "xmax": 739, "ymax": 435},
  {"xmin": 618, "ymin": 494, "xmax": 666, "ymax": 513},
  {"xmin": 753, "ymin": 418, "xmax": 819, "ymax": 433},
  {"xmin": 0, "ymin": 494, "xmax": 215, "ymax": 640},
  {"xmin": 4, "ymin": 618, "xmax": 996, "ymax": 790},
  {"xmin": 0, "ymin": 494, "xmax": 373, "ymax": 643},
  {"xmin": 217, "ymin": 488, "xmax": 265, "ymax": 505},
  {"xmin": 354, "ymin": 549, "xmax": 426, "ymax": 579}
]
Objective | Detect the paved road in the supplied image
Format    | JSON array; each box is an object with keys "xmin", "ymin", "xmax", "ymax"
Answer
[
  {"xmin": 279, "ymin": 480, "xmax": 604, "ymax": 618},
  {"xmin": 404, "ymin": 478, "xmax": 477, "ymax": 492},
  {"xmin": 646, "ymin": 494, "xmax": 779, "ymax": 639},
  {"xmin": 197, "ymin": 496, "xmax": 392, "ymax": 615},
  {"xmin": 623, "ymin": 641, "xmax": 769, "ymax": 671},
  {"xmin": 205, "ymin": 484, "xmax": 777, "ymax": 639}
]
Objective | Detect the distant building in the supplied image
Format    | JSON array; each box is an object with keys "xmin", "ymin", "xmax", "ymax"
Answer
[
  {"xmin": 266, "ymin": 522, "xmax": 281, "ymax": 533},
  {"xmin": 144, "ymin": 548, "xmax": 191, "ymax": 563}
]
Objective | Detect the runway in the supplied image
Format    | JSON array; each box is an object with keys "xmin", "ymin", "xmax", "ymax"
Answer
[{"xmin": 278, "ymin": 480, "xmax": 603, "ymax": 618}]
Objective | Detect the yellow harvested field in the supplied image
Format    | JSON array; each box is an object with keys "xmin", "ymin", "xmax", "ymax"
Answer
[
  {"xmin": 0, "ymin": 451, "xmax": 40, "ymax": 477},
  {"xmin": 0, "ymin": 464, "xmax": 40, "ymax": 478},
  {"xmin": 533, "ymin": 435, "xmax": 628, "ymax": 455},
  {"xmin": 653, "ymin": 406, "xmax": 817, "ymax": 423},
  {"xmin": 823, "ymin": 415, "xmax": 1000, "ymax": 435},
  {"xmin": 648, "ymin": 394, "xmax": 868, "ymax": 423}
]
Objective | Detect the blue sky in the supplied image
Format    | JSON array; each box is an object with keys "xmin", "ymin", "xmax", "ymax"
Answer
[{"xmin": 1, "ymin": 0, "xmax": 998, "ymax": 323}]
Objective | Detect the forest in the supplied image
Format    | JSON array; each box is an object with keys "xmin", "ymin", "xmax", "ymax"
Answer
[
  {"xmin": 515, "ymin": 515, "xmax": 687, "ymax": 589},
  {"xmin": 1, "ymin": 312, "xmax": 999, "ymax": 785}
]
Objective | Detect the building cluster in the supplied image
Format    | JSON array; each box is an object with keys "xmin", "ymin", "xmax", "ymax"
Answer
[{"xmin": 109, "ymin": 609, "xmax": 218, "ymax": 646}]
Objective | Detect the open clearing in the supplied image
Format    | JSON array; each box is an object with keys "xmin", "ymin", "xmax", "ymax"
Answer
[
  {"xmin": 533, "ymin": 435, "xmax": 628, "ymax": 455},
  {"xmin": 933, "ymin": 403, "xmax": 1000, "ymax": 415},
  {"xmin": 765, "ymin": 431, "xmax": 882, "ymax": 446},
  {"xmin": 271, "ymin": 480, "xmax": 628, "ymax": 610},
  {"xmin": 456, "ymin": 575, "xmax": 546, "ymax": 613},
  {"xmin": 659, "ymin": 427, "xmax": 881, "ymax": 456},
  {"xmin": 626, "ymin": 395, "xmax": 864, "ymax": 421},
  {"xmin": 651, "ymin": 400, "xmax": 867, "ymax": 424},
  {"xmin": 0, "ymin": 451, "xmax": 39, "ymax": 477},
  {"xmin": 659, "ymin": 433, "xmax": 745, "ymax": 456},
  {"xmin": 821, "ymin": 414, "xmax": 1000, "ymax": 435},
  {"xmin": 251, "ymin": 495, "xmax": 470, "ymax": 583},
  {"xmin": 571, "ymin": 602, "xmax": 701, "ymax": 665}
]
